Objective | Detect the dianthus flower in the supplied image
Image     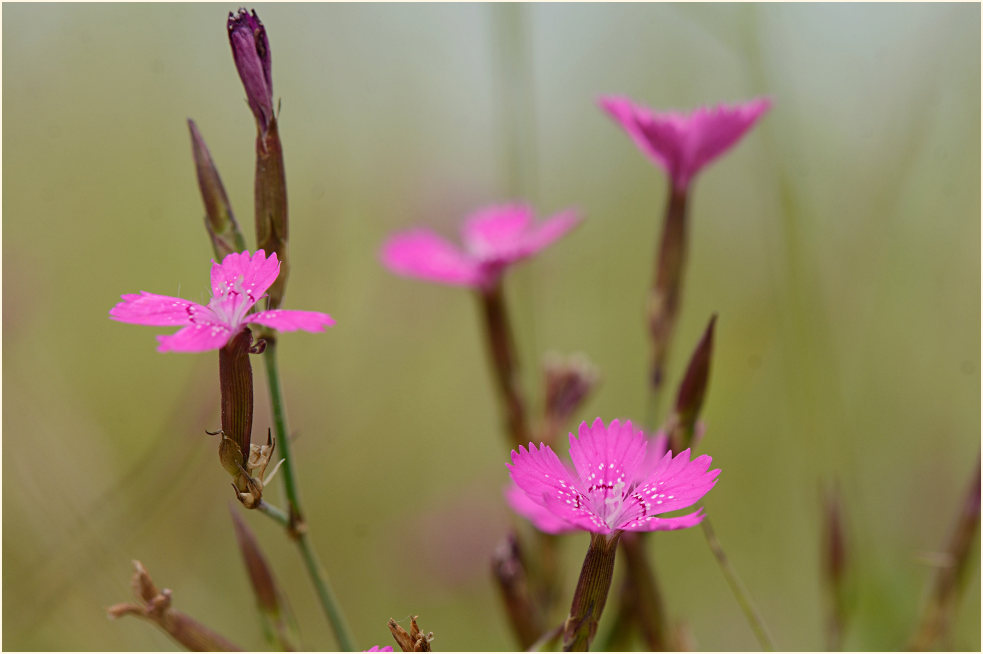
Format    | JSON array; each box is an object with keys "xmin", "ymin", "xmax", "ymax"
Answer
[
  {"xmin": 381, "ymin": 204, "xmax": 580, "ymax": 290},
  {"xmin": 507, "ymin": 430, "xmax": 671, "ymax": 534},
  {"xmin": 110, "ymin": 250, "xmax": 333, "ymax": 352},
  {"xmin": 508, "ymin": 418, "xmax": 718, "ymax": 535},
  {"xmin": 599, "ymin": 96, "xmax": 771, "ymax": 190}
]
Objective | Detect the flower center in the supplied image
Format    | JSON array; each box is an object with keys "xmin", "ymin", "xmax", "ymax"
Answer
[{"xmin": 208, "ymin": 274, "xmax": 257, "ymax": 328}]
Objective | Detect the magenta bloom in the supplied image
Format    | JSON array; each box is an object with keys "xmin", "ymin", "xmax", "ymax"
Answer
[
  {"xmin": 600, "ymin": 95, "xmax": 771, "ymax": 190},
  {"xmin": 110, "ymin": 250, "xmax": 334, "ymax": 352},
  {"xmin": 381, "ymin": 204, "xmax": 580, "ymax": 290},
  {"xmin": 365, "ymin": 648, "xmax": 393, "ymax": 652},
  {"xmin": 508, "ymin": 418, "xmax": 719, "ymax": 535}
]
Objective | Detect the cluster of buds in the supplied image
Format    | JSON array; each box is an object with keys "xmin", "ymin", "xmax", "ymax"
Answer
[
  {"xmin": 387, "ymin": 616, "xmax": 434, "ymax": 652},
  {"xmin": 107, "ymin": 562, "xmax": 242, "ymax": 652}
]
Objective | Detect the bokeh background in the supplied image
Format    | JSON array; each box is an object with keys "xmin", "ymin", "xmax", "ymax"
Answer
[{"xmin": 3, "ymin": 3, "xmax": 979, "ymax": 651}]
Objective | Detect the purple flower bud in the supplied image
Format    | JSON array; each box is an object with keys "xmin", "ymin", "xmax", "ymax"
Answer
[{"xmin": 227, "ymin": 8, "xmax": 273, "ymax": 133}]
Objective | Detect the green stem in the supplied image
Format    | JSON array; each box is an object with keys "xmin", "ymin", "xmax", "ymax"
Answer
[
  {"xmin": 262, "ymin": 340, "xmax": 356, "ymax": 651},
  {"xmin": 701, "ymin": 518, "xmax": 774, "ymax": 650},
  {"xmin": 257, "ymin": 501, "xmax": 290, "ymax": 528}
]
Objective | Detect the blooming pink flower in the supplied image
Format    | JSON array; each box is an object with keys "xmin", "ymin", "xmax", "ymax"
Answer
[
  {"xmin": 110, "ymin": 250, "xmax": 334, "ymax": 352},
  {"xmin": 381, "ymin": 204, "xmax": 580, "ymax": 290},
  {"xmin": 508, "ymin": 418, "xmax": 719, "ymax": 535},
  {"xmin": 364, "ymin": 647, "xmax": 393, "ymax": 652},
  {"xmin": 599, "ymin": 95, "xmax": 771, "ymax": 191}
]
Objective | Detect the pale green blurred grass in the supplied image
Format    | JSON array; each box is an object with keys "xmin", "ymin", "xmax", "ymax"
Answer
[{"xmin": 2, "ymin": 3, "xmax": 979, "ymax": 651}]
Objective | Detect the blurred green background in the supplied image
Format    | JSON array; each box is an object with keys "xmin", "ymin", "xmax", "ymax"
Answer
[{"xmin": 3, "ymin": 3, "xmax": 979, "ymax": 651}]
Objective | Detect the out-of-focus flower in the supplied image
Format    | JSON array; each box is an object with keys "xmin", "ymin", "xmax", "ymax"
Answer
[
  {"xmin": 110, "ymin": 250, "xmax": 333, "ymax": 352},
  {"xmin": 381, "ymin": 204, "xmax": 580, "ymax": 291},
  {"xmin": 508, "ymin": 418, "xmax": 718, "ymax": 535},
  {"xmin": 227, "ymin": 8, "xmax": 274, "ymax": 133},
  {"xmin": 599, "ymin": 96, "xmax": 771, "ymax": 190},
  {"xmin": 365, "ymin": 647, "xmax": 394, "ymax": 652}
]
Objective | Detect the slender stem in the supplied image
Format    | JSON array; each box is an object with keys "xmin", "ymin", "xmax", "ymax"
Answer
[
  {"xmin": 701, "ymin": 518, "xmax": 774, "ymax": 651},
  {"xmin": 257, "ymin": 501, "xmax": 290, "ymax": 528},
  {"xmin": 261, "ymin": 340, "xmax": 356, "ymax": 651},
  {"xmin": 477, "ymin": 284, "xmax": 532, "ymax": 449},
  {"xmin": 646, "ymin": 184, "xmax": 689, "ymax": 429},
  {"xmin": 563, "ymin": 532, "xmax": 621, "ymax": 651}
]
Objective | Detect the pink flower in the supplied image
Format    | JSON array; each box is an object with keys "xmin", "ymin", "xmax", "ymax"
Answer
[
  {"xmin": 599, "ymin": 95, "xmax": 771, "ymax": 190},
  {"xmin": 110, "ymin": 250, "xmax": 334, "ymax": 352},
  {"xmin": 507, "ymin": 418, "xmax": 719, "ymax": 535},
  {"xmin": 381, "ymin": 204, "xmax": 580, "ymax": 290},
  {"xmin": 365, "ymin": 647, "xmax": 393, "ymax": 652}
]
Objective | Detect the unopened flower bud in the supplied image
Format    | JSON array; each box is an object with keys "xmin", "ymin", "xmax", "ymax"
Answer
[
  {"xmin": 227, "ymin": 8, "xmax": 273, "ymax": 134},
  {"xmin": 667, "ymin": 314, "xmax": 716, "ymax": 453},
  {"xmin": 188, "ymin": 119, "xmax": 245, "ymax": 259},
  {"xmin": 229, "ymin": 508, "xmax": 296, "ymax": 650}
]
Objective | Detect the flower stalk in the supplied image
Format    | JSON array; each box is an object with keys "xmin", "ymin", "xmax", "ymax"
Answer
[
  {"xmin": 562, "ymin": 532, "xmax": 621, "ymax": 651},
  {"xmin": 702, "ymin": 518, "xmax": 775, "ymax": 650},
  {"xmin": 477, "ymin": 283, "xmax": 531, "ymax": 449},
  {"xmin": 261, "ymin": 340, "xmax": 356, "ymax": 651},
  {"xmin": 646, "ymin": 184, "xmax": 689, "ymax": 424}
]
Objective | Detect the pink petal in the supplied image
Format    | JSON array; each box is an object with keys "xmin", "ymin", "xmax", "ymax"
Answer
[
  {"xmin": 210, "ymin": 250, "xmax": 280, "ymax": 308},
  {"xmin": 633, "ymin": 449, "xmax": 721, "ymax": 515},
  {"xmin": 380, "ymin": 230, "xmax": 484, "ymax": 287},
  {"xmin": 505, "ymin": 484, "xmax": 575, "ymax": 535},
  {"xmin": 621, "ymin": 508, "xmax": 706, "ymax": 533},
  {"xmin": 686, "ymin": 97, "xmax": 771, "ymax": 185},
  {"xmin": 514, "ymin": 209, "xmax": 581, "ymax": 259},
  {"xmin": 599, "ymin": 96, "xmax": 673, "ymax": 172},
  {"xmin": 637, "ymin": 430, "xmax": 671, "ymax": 480},
  {"xmin": 600, "ymin": 95, "xmax": 771, "ymax": 189},
  {"xmin": 507, "ymin": 442, "xmax": 608, "ymax": 534},
  {"xmin": 156, "ymin": 322, "xmax": 235, "ymax": 353},
  {"xmin": 568, "ymin": 418, "xmax": 648, "ymax": 493},
  {"xmin": 248, "ymin": 309, "xmax": 335, "ymax": 333},
  {"xmin": 365, "ymin": 647, "xmax": 394, "ymax": 652},
  {"xmin": 109, "ymin": 292, "xmax": 209, "ymax": 326},
  {"xmin": 460, "ymin": 204, "xmax": 533, "ymax": 259}
]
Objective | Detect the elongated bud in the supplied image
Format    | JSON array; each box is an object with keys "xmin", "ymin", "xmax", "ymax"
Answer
[
  {"xmin": 226, "ymin": 8, "xmax": 289, "ymax": 308},
  {"xmin": 562, "ymin": 532, "xmax": 621, "ymax": 651},
  {"xmin": 227, "ymin": 8, "xmax": 273, "ymax": 134},
  {"xmin": 189, "ymin": 119, "xmax": 246, "ymax": 259},
  {"xmin": 668, "ymin": 314, "xmax": 716, "ymax": 453},
  {"xmin": 108, "ymin": 561, "xmax": 244, "ymax": 652},
  {"xmin": 230, "ymin": 508, "xmax": 297, "ymax": 651},
  {"xmin": 821, "ymin": 482, "xmax": 848, "ymax": 650},
  {"xmin": 254, "ymin": 118, "xmax": 288, "ymax": 309},
  {"xmin": 491, "ymin": 532, "xmax": 544, "ymax": 649}
]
